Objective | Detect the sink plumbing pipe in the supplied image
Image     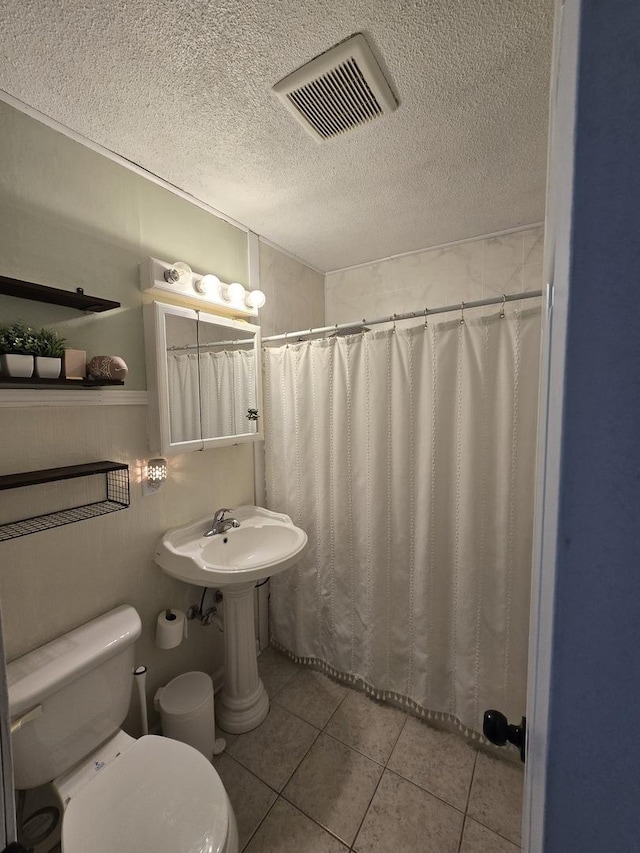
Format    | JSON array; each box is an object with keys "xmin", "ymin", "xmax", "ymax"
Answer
[
  {"xmin": 188, "ymin": 588, "xmax": 224, "ymax": 630},
  {"xmin": 133, "ymin": 665, "xmax": 149, "ymax": 736}
]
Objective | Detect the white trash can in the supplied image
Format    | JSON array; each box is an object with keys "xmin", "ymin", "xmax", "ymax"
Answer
[{"xmin": 154, "ymin": 671, "xmax": 225, "ymax": 760}]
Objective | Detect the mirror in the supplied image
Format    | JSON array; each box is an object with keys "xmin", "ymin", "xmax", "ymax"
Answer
[{"xmin": 144, "ymin": 301, "xmax": 262, "ymax": 454}]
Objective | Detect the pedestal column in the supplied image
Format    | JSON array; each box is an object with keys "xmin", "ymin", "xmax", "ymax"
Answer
[{"xmin": 216, "ymin": 581, "xmax": 269, "ymax": 733}]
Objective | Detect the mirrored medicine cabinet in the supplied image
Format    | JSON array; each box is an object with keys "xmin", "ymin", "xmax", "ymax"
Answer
[{"xmin": 143, "ymin": 301, "xmax": 263, "ymax": 454}]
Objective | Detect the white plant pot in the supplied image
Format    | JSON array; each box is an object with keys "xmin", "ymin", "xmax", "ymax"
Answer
[
  {"xmin": 34, "ymin": 356, "xmax": 62, "ymax": 379},
  {"xmin": 1, "ymin": 353, "xmax": 34, "ymax": 378}
]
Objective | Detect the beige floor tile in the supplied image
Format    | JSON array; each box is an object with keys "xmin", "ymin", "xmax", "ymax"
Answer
[
  {"xmin": 273, "ymin": 668, "xmax": 349, "ymax": 728},
  {"xmin": 228, "ymin": 703, "xmax": 319, "ymax": 791},
  {"xmin": 257, "ymin": 647, "xmax": 300, "ymax": 698},
  {"xmin": 460, "ymin": 817, "xmax": 520, "ymax": 852},
  {"xmin": 387, "ymin": 716, "xmax": 477, "ymax": 810},
  {"xmin": 214, "ymin": 754, "xmax": 277, "ymax": 851},
  {"xmin": 244, "ymin": 798, "xmax": 348, "ymax": 853},
  {"xmin": 354, "ymin": 769, "xmax": 463, "ymax": 853},
  {"xmin": 467, "ymin": 752, "xmax": 524, "ymax": 845},
  {"xmin": 324, "ymin": 689, "xmax": 407, "ymax": 765},
  {"xmin": 283, "ymin": 733, "xmax": 383, "ymax": 846}
]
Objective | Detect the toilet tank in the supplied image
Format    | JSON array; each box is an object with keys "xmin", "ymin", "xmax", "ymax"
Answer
[{"xmin": 7, "ymin": 605, "xmax": 142, "ymax": 789}]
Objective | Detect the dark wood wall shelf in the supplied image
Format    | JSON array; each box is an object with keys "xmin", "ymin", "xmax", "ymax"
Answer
[
  {"xmin": 0, "ymin": 376, "xmax": 124, "ymax": 389},
  {"xmin": 1, "ymin": 275, "xmax": 125, "ymax": 390},
  {"xmin": 0, "ymin": 275, "xmax": 121, "ymax": 312},
  {"xmin": 0, "ymin": 461, "xmax": 127, "ymax": 491},
  {"xmin": 0, "ymin": 461, "xmax": 130, "ymax": 541}
]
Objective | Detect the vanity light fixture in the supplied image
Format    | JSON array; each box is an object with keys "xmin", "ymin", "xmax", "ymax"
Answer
[
  {"xmin": 140, "ymin": 256, "xmax": 263, "ymax": 318},
  {"xmin": 146, "ymin": 458, "xmax": 167, "ymax": 493}
]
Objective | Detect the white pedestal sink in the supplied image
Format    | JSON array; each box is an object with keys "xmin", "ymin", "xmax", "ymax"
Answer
[{"xmin": 154, "ymin": 506, "xmax": 307, "ymax": 734}]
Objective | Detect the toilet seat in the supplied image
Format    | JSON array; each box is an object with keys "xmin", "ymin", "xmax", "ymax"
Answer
[{"xmin": 62, "ymin": 735, "xmax": 230, "ymax": 853}]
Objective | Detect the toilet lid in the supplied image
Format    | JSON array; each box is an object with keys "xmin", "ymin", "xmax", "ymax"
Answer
[{"xmin": 62, "ymin": 735, "xmax": 229, "ymax": 853}]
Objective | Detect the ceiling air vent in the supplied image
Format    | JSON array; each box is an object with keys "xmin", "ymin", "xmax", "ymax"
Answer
[{"xmin": 272, "ymin": 33, "xmax": 397, "ymax": 142}]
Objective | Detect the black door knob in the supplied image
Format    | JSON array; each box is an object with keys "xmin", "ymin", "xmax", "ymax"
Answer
[{"xmin": 483, "ymin": 709, "xmax": 526, "ymax": 763}]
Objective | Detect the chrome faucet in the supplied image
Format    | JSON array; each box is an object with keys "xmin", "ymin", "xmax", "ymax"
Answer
[{"xmin": 204, "ymin": 508, "xmax": 240, "ymax": 537}]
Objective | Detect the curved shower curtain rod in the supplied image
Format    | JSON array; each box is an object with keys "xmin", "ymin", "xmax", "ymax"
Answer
[{"xmin": 262, "ymin": 288, "xmax": 543, "ymax": 344}]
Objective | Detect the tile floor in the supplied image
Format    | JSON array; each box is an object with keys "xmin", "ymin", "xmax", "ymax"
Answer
[{"xmin": 215, "ymin": 648, "xmax": 524, "ymax": 853}]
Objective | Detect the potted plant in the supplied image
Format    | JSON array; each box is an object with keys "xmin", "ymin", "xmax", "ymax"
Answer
[
  {"xmin": 0, "ymin": 321, "xmax": 38, "ymax": 378},
  {"xmin": 33, "ymin": 326, "xmax": 66, "ymax": 379}
]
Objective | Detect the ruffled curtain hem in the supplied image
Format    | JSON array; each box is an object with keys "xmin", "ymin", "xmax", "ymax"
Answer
[{"xmin": 269, "ymin": 636, "xmax": 493, "ymax": 747}]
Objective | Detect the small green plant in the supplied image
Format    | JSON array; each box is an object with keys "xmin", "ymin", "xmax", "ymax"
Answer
[
  {"xmin": 34, "ymin": 326, "xmax": 66, "ymax": 358},
  {"xmin": 0, "ymin": 321, "xmax": 39, "ymax": 355}
]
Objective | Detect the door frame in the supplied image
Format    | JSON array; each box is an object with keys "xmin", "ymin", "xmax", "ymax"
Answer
[
  {"xmin": 0, "ymin": 609, "xmax": 16, "ymax": 847},
  {"xmin": 522, "ymin": 1, "xmax": 581, "ymax": 849}
]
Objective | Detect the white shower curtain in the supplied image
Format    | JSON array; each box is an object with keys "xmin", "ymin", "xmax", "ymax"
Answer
[
  {"xmin": 168, "ymin": 349, "xmax": 256, "ymax": 441},
  {"xmin": 199, "ymin": 350, "xmax": 256, "ymax": 438},
  {"xmin": 168, "ymin": 353, "xmax": 200, "ymax": 442},
  {"xmin": 264, "ymin": 306, "xmax": 541, "ymax": 734}
]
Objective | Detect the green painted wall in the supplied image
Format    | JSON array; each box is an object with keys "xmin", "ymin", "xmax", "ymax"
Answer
[{"xmin": 0, "ymin": 101, "xmax": 248, "ymax": 389}]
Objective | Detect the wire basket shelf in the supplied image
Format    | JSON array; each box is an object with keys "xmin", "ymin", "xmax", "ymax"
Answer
[{"xmin": 0, "ymin": 462, "xmax": 130, "ymax": 541}]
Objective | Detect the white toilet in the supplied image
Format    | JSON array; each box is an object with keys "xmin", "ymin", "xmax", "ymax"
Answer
[{"xmin": 7, "ymin": 605, "xmax": 239, "ymax": 853}]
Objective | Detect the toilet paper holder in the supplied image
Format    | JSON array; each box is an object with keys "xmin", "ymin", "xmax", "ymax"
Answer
[
  {"xmin": 165, "ymin": 609, "xmax": 187, "ymax": 635},
  {"xmin": 155, "ymin": 608, "xmax": 188, "ymax": 649}
]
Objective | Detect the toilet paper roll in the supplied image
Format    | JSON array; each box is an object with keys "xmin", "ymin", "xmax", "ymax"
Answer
[{"xmin": 155, "ymin": 608, "xmax": 186, "ymax": 649}]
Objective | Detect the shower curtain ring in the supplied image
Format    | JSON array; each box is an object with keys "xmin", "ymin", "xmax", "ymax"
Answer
[
  {"xmin": 392, "ymin": 313, "xmax": 397, "ymax": 333},
  {"xmin": 284, "ymin": 330, "xmax": 289, "ymax": 348},
  {"xmin": 424, "ymin": 307, "xmax": 429, "ymax": 328},
  {"xmin": 460, "ymin": 301, "xmax": 465, "ymax": 325},
  {"xmin": 500, "ymin": 293, "xmax": 506, "ymax": 319}
]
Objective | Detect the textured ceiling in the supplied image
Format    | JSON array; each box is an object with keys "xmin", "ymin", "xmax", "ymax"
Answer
[{"xmin": 0, "ymin": 0, "xmax": 553, "ymax": 272}]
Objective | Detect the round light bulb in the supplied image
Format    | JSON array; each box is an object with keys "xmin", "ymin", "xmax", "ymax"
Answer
[
  {"xmin": 228, "ymin": 282, "xmax": 246, "ymax": 302},
  {"xmin": 196, "ymin": 274, "xmax": 220, "ymax": 295},
  {"xmin": 245, "ymin": 289, "xmax": 266, "ymax": 309},
  {"xmin": 220, "ymin": 281, "xmax": 247, "ymax": 302},
  {"xmin": 164, "ymin": 261, "xmax": 193, "ymax": 286}
]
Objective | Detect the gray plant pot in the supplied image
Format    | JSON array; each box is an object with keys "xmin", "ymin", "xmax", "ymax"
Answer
[
  {"xmin": 1, "ymin": 353, "xmax": 34, "ymax": 378},
  {"xmin": 34, "ymin": 356, "xmax": 62, "ymax": 379}
]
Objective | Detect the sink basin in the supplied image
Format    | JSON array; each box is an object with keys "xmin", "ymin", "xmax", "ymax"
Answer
[
  {"xmin": 154, "ymin": 505, "xmax": 307, "ymax": 588},
  {"xmin": 155, "ymin": 505, "xmax": 307, "ymax": 735}
]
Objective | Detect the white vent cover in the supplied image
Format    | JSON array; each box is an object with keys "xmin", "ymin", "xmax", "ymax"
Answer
[{"xmin": 273, "ymin": 34, "xmax": 397, "ymax": 142}]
